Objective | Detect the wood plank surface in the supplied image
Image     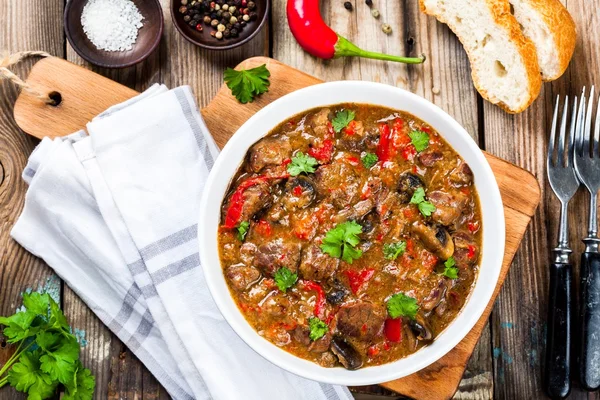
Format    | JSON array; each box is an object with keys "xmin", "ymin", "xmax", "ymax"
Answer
[{"xmin": 1, "ymin": 0, "xmax": 598, "ymax": 398}]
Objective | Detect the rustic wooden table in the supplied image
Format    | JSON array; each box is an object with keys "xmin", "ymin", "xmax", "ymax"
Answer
[{"xmin": 0, "ymin": 1, "xmax": 599, "ymax": 399}]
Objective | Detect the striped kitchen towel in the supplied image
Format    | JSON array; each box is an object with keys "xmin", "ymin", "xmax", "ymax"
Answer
[{"xmin": 11, "ymin": 84, "xmax": 353, "ymax": 400}]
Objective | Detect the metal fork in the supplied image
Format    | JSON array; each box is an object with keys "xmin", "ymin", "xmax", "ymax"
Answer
[
  {"xmin": 546, "ymin": 95, "xmax": 580, "ymax": 399},
  {"xmin": 574, "ymin": 86, "xmax": 600, "ymax": 391}
]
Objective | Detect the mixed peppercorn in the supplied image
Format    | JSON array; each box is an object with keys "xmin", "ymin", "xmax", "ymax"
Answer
[{"xmin": 178, "ymin": 0, "xmax": 259, "ymax": 40}]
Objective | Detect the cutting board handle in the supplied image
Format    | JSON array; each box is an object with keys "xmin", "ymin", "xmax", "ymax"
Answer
[{"xmin": 1, "ymin": 52, "xmax": 60, "ymax": 105}]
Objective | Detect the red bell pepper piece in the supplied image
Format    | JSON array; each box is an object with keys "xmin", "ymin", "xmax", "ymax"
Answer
[
  {"xmin": 344, "ymin": 268, "xmax": 375, "ymax": 294},
  {"xmin": 303, "ymin": 280, "xmax": 326, "ymax": 317},
  {"xmin": 376, "ymin": 123, "xmax": 392, "ymax": 162},
  {"xmin": 384, "ymin": 318, "xmax": 402, "ymax": 342},
  {"xmin": 308, "ymin": 139, "xmax": 334, "ymax": 162}
]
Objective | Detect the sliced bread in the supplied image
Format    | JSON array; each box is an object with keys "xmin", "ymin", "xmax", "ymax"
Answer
[
  {"xmin": 509, "ymin": 0, "xmax": 576, "ymax": 81},
  {"xmin": 419, "ymin": 0, "xmax": 542, "ymax": 113}
]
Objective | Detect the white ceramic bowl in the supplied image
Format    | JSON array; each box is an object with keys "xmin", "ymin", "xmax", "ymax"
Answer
[{"xmin": 198, "ymin": 81, "xmax": 505, "ymax": 386}]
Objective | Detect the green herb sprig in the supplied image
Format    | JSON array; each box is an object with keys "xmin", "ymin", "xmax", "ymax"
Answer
[
  {"xmin": 224, "ymin": 64, "xmax": 270, "ymax": 104},
  {"xmin": 274, "ymin": 268, "xmax": 298, "ymax": 293},
  {"xmin": 408, "ymin": 130, "xmax": 430, "ymax": 152},
  {"xmin": 308, "ymin": 317, "xmax": 328, "ymax": 341},
  {"xmin": 320, "ymin": 221, "xmax": 363, "ymax": 264},
  {"xmin": 332, "ymin": 110, "xmax": 356, "ymax": 133},
  {"xmin": 287, "ymin": 152, "xmax": 318, "ymax": 176},
  {"xmin": 410, "ymin": 187, "xmax": 437, "ymax": 217},
  {"xmin": 386, "ymin": 293, "xmax": 419, "ymax": 319},
  {"xmin": 443, "ymin": 256, "xmax": 459, "ymax": 279},
  {"xmin": 383, "ymin": 242, "xmax": 407, "ymax": 260},
  {"xmin": 0, "ymin": 292, "xmax": 95, "ymax": 399}
]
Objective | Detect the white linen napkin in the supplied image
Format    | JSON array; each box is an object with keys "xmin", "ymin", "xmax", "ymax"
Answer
[{"xmin": 11, "ymin": 84, "xmax": 353, "ymax": 400}]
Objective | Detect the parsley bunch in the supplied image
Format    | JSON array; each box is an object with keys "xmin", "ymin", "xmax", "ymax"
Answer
[
  {"xmin": 223, "ymin": 64, "xmax": 270, "ymax": 104},
  {"xmin": 0, "ymin": 292, "xmax": 95, "ymax": 400},
  {"xmin": 320, "ymin": 221, "xmax": 363, "ymax": 264},
  {"xmin": 410, "ymin": 187, "xmax": 437, "ymax": 217}
]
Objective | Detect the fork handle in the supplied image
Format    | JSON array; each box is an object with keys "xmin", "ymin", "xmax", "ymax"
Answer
[
  {"xmin": 579, "ymin": 251, "xmax": 600, "ymax": 391},
  {"xmin": 545, "ymin": 261, "xmax": 572, "ymax": 399}
]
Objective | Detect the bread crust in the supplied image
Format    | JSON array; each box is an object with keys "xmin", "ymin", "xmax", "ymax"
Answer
[
  {"xmin": 516, "ymin": 0, "xmax": 577, "ymax": 81},
  {"xmin": 420, "ymin": 0, "xmax": 542, "ymax": 113}
]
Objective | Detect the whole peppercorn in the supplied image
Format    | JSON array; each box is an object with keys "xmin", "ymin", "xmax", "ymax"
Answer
[
  {"xmin": 247, "ymin": 1, "xmax": 255, "ymax": 10},
  {"xmin": 195, "ymin": 23, "xmax": 203, "ymax": 31},
  {"xmin": 234, "ymin": 22, "xmax": 241, "ymax": 30},
  {"xmin": 343, "ymin": 1, "xmax": 353, "ymax": 10},
  {"xmin": 217, "ymin": 23, "xmax": 226, "ymax": 32},
  {"xmin": 242, "ymin": 8, "xmax": 249, "ymax": 14},
  {"xmin": 224, "ymin": 29, "xmax": 231, "ymax": 37},
  {"xmin": 179, "ymin": 6, "xmax": 187, "ymax": 13},
  {"xmin": 188, "ymin": 20, "xmax": 196, "ymax": 27},
  {"xmin": 222, "ymin": 11, "xmax": 230, "ymax": 19},
  {"xmin": 183, "ymin": 15, "xmax": 191, "ymax": 21},
  {"xmin": 233, "ymin": 0, "xmax": 241, "ymax": 6},
  {"xmin": 242, "ymin": 14, "xmax": 250, "ymax": 21},
  {"xmin": 241, "ymin": 0, "xmax": 247, "ymax": 5},
  {"xmin": 216, "ymin": 10, "xmax": 223, "ymax": 17},
  {"xmin": 204, "ymin": 15, "xmax": 212, "ymax": 23},
  {"xmin": 240, "ymin": 20, "xmax": 247, "ymax": 26},
  {"xmin": 230, "ymin": 16, "xmax": 238, "ymax": 24},
  {"xmin": 382, "ymin": 23, "xmax": 392, "ymax": 34},
  {"xmin": 371, "ymin": 8, "xmax": 380, "ymax": 18},
  {"xmin": 210, "ymin": 30, "xmax": 216, "ymax": 37},
  {"xmin": 181, "ymin": 0, "xmax": 188, "ymax": 4},
  {"xmin": 365, "ymin": 0, "xmax": 372, "ymax": 5},
  {"xmin": 214, "ymin": 3, "xmax": 221, "ymax": 10},
  {"xmin": 226, "ymin": 23, "xmax": 233, "ymax": 29},
  {"xmin": 228, "ymin": 6, "xmax": 236, "ymax": 14},
  {"xmin": 210, "ymin": 12, "xmax": 218, "ymax": 18},
  {"xmin": 230, "ymin": 28, "xmax": 238, "ymax": 37},
  {"xmin": 193, "ymin": 13, "xmax": 202, "ymax": 20},
  {"xmin": 249, "ymin": 11, "xmax": 257, "ymax": 20},
  {"xmin": 216, "ymin": 31, "xmax": 223, "ymax": 39},
  {"xmin": 211, "ymin": 19, "xmax": 219, "ymax": 26},
  {"xmin": 222, "ymin": 3, "xmax": 229, "ymax": 10}
]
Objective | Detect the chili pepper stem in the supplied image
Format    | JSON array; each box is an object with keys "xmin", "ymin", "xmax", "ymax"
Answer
[{"xmin": 334, "ymin": 35, "xmax": 426, "ymax": 64}]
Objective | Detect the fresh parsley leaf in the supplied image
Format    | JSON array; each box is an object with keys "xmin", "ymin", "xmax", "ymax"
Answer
[
  {"xmin": 320, "ymin": 221, "xmax": 363, "ymax": 264},
  {"xmin": 223, "ymin": 64, "xmax": 270, "ymax": 104},
  {"xmin": 308, "ymin": 317, "xmax": 328, "ymax": 341},
  {"xmin": 443, "ymin": 257, "xmax": 458, "ymax": 279},
  {"xmin": 418, "ymin": 202, "xmax": 436, "ymax": 217},
  {"xmin": 408, "ymin": 130, "xmax": 430, "ymax": 152},
  {"xmin": 63, "ymin": 361, "xmax": 95, "ymax": 400},
  {"xmin": 332, "ymin": 110, "xmax": 356, "ymax": 133},
  {"xmin": 7, "ymin": 349, "xmax": 58, "ymax": 400},
  {"xmin": 236, "ymin": 221, "xmax": 250, "ymax": 241},
  {"xmin": 39, "ymin": 335, "xmax": 80, "ymax": 384},
  {"xmin": 23, "ymin": 292, "xmax": 51, "ymax": 317},
  {"xmin": 409, "ymin": 187, "xmax": 437, "ymax": 217},
  {"xmin": 48, "ymin": 298, "xmax": 69, "ymax": 333},
  {"xmin": 361, "ymin": 153, "xmax": 378, "ymax": 169},
  {"xmin": 387, "ymin": 293, "xmax": 419, "ymax": 319},
  {"xmin": 383, "ymin": 242, "xmax": 407, "ymax": 260},
  {"xmin": 274, "ymin": 267, "xmax": 298, "ymax": 293},
  {"xmin": 287, "ymin": 152, "xmax": 318, "ymax": 176},
  {"xmin": 0, "ymin": 311, "xmax": 38, "ymax": 343}
]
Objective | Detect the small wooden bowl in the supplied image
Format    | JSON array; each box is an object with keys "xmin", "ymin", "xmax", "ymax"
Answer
[
  {"xmin": 171, "ymin": 0, "xmax": 269, "ymax": 50},
  {"xmin": 64, "ymin": 0, "xmax": 163, "ymax": 68}
]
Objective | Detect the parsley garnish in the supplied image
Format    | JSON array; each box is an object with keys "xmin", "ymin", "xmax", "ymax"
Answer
[
  {"xmin": 443, "ymin": 257, "xmax": 458, "ymax": 279},
  {"xmin": 223, "ymin": 64, "xmax": 270, "ymax": 104},
  {"xmin": 274, "ymin": 267, "xmax": 298, "ymax": 292},
  {"xmin": 0, "ymin": 292, "xmax": 95, "ymax": 399},
  {"xmin": 308, "ymin": 317, "xmax": 328, "ymax": 341},
  {"xmin": 361, "ymin": 153, "xmax": 378, "ymax": 169},
  {"xmin": 387, "ymin": 293, "xmax": 419, "ymax": 319},
  {"xmin": 408, "ymin": 130, "xmax": 430, "ymax": 152},
  {"xmin": 320, "ymin": 221, "xmax": 363, "ymax": 264},
  {"xmin": 383, "ymin": 242, "xmax": 407, "ymax": 260},
  {"xmin": 236, "ymin": 221, "xmax": 249, "ymax": 241},
  {"xmin": 332, "ymin": 110, "xmax": 356, "ymax": 133},
  {"xmin": 410, "ymin": 187, "xmax": 437, "ymax": 217},
  {"xmin": 287, "ymin": 152, "xmax": 318, "ymax": 176}
]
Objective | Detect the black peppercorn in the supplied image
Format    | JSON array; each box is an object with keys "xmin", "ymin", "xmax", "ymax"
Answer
[
  {"xmin": 210, "ymin": 12, "xmax": 218, "ymax": 18},
  {"xmin": 183, "ymin": 15, "xmax": 191, "ymax": 21},
  {"xmin": 249, "ymin": 11, "xmax": 257, "ymax": 20},
  {"xmin": 230, "ymin": 28, "xmax": 238, "ymax": 37},
  {"xmin": 234, "ymin": 22, "xmax": 241, "ymax": 30},
  {"xmin": 226, "ymin": 23, "xmax": 233, "ymax": 29},
  {"xmin": 216, "ymin": 10, "xmax": 223, "ymax": 17},
  {"xmin": 224, "ymin": 29, "xmax": 231, "ymax": 38},
  {"xmin": 222, "ymin": 11, "xmax": 231, "ymax": 19},
  {"xmin": 240, "ymin": 20, "xmax": 246, "ymax": 26},
  {"xmin": 247, "ymin": 1, "xmax": 255, "ymax": 10},
  {"xmin": 178, "ymin": 6, "xmax": 187, "ymax": 13},
  {"xmin": 365, "ymin": 0, "xmax": 373, "ymax": 5},
  {"xmin": 344, "ymin": 2, "xmax": 353, "ymax": 10},
  {"xmin": 188, "ymin": 20, "xmax": 197, "ymax": 27}
]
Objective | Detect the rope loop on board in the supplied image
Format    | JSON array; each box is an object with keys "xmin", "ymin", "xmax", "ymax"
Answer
[{"xmin": 0, "ymin": 51, "xmax": 54, "ymax": 104}]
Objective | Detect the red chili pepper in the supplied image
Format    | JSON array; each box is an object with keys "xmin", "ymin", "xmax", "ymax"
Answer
[
  {"xmin": 308, "ymin": 139, "xmax": 334, "ymax": 162},
  {"xmin": 384, "ymin": 318, "xmax": 402, "ymax": 342},
  {"xmin": 467, "ymin": 245, "xmax": 476, "ymax": 259},
  {"xmin": 223, "ymin": 175, "xmax": 288, "ymax": 229},
  {"xmin": 376, "ymin": 123, "xmax": 392, "ymax": 162},
  {"xmin": 467, "ymin": 221, "xmax": 479, "ymax": 234},
  {"xmin": 344, "ymin": 268, "xmax": 375, "ymax": 294},
  {"xmin": 303, "ymin": 280, "xmax": 326, "ymax": 317},
  {"xmin": 287, "ymin": 0, "xmax": 426, "ymax": 64},
  {"xmin": 344, "ymin": 120, "xmax": 358, "ymax": 136},
  {"xmin": 401, "ymin": 145, "xmax": 417, "ymax": 161}
]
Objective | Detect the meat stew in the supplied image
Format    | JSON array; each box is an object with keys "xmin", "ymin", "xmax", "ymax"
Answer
[{"xmin": 218, "ymin": 104, "xmax": 482, "ymax": 369}]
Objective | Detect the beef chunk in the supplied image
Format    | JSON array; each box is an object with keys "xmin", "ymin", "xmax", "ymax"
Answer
[
  {"xmin": 333, "ymin": 199, "xmax": 374, "ymax": 224},
  {"xmin": 428, "ymin": 190, "xmax": 468, "ymax": 226},
  {"xmin": 338, "ymin": 121, "xmax": 366, "ymax": 151},
  {"xmin": 309, "ymin": 332, "xmax": 332, "ymax": 353},
  {"xmin": 248, "ymin": 137, "xmax": 292, "ymax": 173},
  {"xmin": 418, "ymin": 150, "xmax": 443, "ymax": 167},
  {"xmin": 453, "ymin": 231, "xmax": 479, "ymax": 267},
  {"xmin": 314, "ymin": 160, "xmax": 360, "ymax": 209},
  {"xmin": 309, "ymin": 108, "xmax": 331, "ymax": 138},
  {"xmin": 292, "ymin": 325, "xmax": 332, "ymax": 353},
  {"xmin": 261, "ymin": 294, "xmax": 291, "ymax": 317},
  {"xmin": 254, "ymin": 239, "xmax": 301, "ymax": 276},
  {"xmin": 335, "ymin": 302, "xmax": 385, "ymax": 341},
  {"xmin": 449, "ymin": 163, "xmax": 474, "ymax": 186},
  {"xmin": 299, "ymin": 245, "xmax": 339, "ymax": 282},
  {"xmin": 282, "ymin": 176, "xmax": 317, "ymax": 211},
  {"xmin": 263, "ymin": 326, "xmax": 291, "ymax": 347},
  {"xmin": 225, "ymin": 264, "xmax": 261, "ymax": 291},
  {"xmin": 239, "ymin": 242, "xmax": 257, "ymax": 265}
]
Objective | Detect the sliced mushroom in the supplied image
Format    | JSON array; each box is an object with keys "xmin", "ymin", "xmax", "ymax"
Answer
[
  {"xmin": 397, "ymin": 172, "xmax": 424, "ymax": 203},
  {"xmin": 411, "ymin": 221, "xmax": 454, "ymax": 260},
  {"xmin": 330, "ymin": 336, "xmax": 363, "ymax": 370},
  {"xmin": 282, "ymin": 176, "xmax": 317, "ymax": 210},
  {"xmin": 421, "ymin": 278, "xmax": 448, "ymax": 311},
  {"xmin": 408, "ymin": 314, "xmax": 433, "ymax": 342},
  {"xmin": 325, "ymin": 278, "xmax": 349, "ymax": 305}
]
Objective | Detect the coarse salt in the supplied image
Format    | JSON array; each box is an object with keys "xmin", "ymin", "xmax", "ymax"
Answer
[{"xmin": 81, "ymin": 0, "xmax": 144, "ymax": 52}]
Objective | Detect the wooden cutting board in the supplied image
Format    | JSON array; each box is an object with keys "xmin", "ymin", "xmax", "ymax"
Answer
[{"xmin": 13, "ymin": 56, "xmax": 540, "ymax": 400}]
